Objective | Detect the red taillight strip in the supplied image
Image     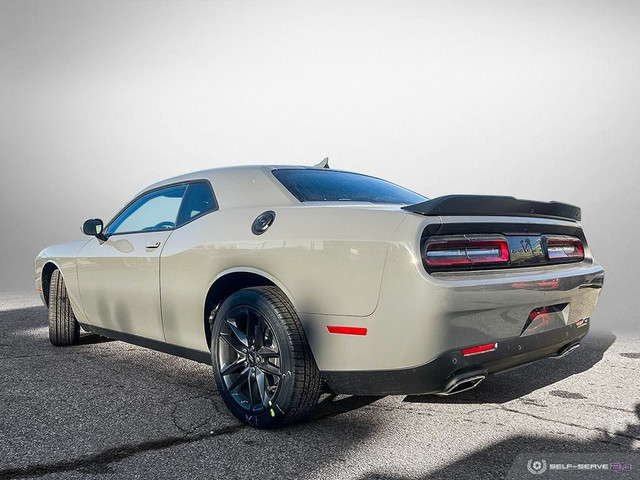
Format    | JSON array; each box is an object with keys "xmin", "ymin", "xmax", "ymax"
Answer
[
  {"xmin": 544, "ymin": 235, "xmax": 584, "ymax": 261},
  {"xmin": 327, "ymin": 326, "xmax": 368, "ymax": 336},
  {"xmin": 461, "ymin": 342, "xmax": 498, "ymax": 356},
  {"xmin": 424, "ymin": 235, "xmax": 510, "ymax": 267}
]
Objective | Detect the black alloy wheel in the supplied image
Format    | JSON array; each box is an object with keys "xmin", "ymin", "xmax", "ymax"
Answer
[{"xmin": 210, "ymin": 286, "xmax": 321, "ymax": 428}]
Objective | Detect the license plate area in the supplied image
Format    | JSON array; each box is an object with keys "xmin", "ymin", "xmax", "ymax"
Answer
[{"xmin": 507, "ymin": 235, "xmax": 546, "ymax": 266}]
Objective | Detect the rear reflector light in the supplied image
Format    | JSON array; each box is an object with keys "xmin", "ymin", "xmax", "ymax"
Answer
[
  {"xmin": 522, "ymin": 304, "xmax": 568, "ymax": 334},
  {"xmin": 462, "ymin": 342, "xmax": 498, "ymax": 356},
  {"xmin": 544, "ymin": 235, "xmax": 584, "ymax": 261},
  {"xmin": 575, "ymin": 318, "xmax": 589, "ymax": 328},
  {"xmin": 424, "ymin": 235, "xmax": 509, "ymax": 268},
  {"xmin": 528, "ymin": 304, "xmax": 565, "ymax": 320},
  {"xmin": 327, "ymin": 326, "xmax": 368, "ymax": 336}
]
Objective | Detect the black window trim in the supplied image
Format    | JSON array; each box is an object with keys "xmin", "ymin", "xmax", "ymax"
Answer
[{"xmin": 104, "ymin": 179, "xmax": 218, "ymax": 237}]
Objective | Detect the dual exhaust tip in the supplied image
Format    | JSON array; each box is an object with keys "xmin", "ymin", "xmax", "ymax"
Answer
[
  {"xmin": 554, "ymin": 342, "xmax": 580, "ymax": 359},
  {"xmin": 436, "ymin": 372, "xmax": 487, "ymax": 396}
]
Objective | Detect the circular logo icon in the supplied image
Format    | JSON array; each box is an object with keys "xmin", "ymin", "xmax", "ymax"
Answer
[{"xmin": 527, "ymin": 459, "xmax": 547, "ymax": 475}]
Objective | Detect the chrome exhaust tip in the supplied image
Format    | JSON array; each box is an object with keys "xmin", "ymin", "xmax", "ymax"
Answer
[
  {"xmin": 554, "ymin": 342, "xmax": 580, "ymax": 359},
  {"xmin": 436, "ymin": 373, "xmax": 486, "ymax": 396}
]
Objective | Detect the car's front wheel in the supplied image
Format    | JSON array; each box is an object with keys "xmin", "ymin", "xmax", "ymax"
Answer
[
  {"xmin": 48, "ymin": 269, "xmax": 80, "ymax": 346},
  {"xmin": 210, "ymin": 286, "xmax": 321, "ymax": 428}
]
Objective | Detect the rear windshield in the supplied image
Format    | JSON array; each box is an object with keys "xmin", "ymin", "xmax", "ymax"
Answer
[{"xmin": 272, "ymin": 169, "xmax": 426, "ymax": 204}]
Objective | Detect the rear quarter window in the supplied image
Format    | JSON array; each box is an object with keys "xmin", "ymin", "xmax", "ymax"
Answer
[{"xmin": 272, "ymin": 169, "xmax": 426, "ymax": 204}]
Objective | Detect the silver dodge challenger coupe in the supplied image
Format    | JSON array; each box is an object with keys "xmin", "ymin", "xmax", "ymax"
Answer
[{"xmin": 35, "ymin": 164, "xmax": 604, "ymax": 428}]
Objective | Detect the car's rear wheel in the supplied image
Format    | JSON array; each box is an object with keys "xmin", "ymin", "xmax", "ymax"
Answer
[
  {"xmin": 48, "ymin": 269, "xmax": 80, "ymax": 346},
  {"xmin": 210, "ymin": 286, "xmax": 321, "ymax": 428}
]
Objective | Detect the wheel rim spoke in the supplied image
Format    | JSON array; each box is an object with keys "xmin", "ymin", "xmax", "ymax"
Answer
[
  {"xmin": 257, "ymin": 346, "xmax": 278, "ymax": 358},
  {"xmin": 226, "ymin": 317, "xmax": 248, "ymax": 347},
  {"xmin": 227, "ymin": 366, "xmax": 250, "ymax": 392},
  {"xmin": 220, "ymin": 356, "xmax": 246, "ymax": 376},
  {"xmin": 254, "ymin": 317, "xmax": 266, "ymax": 350},
  {"xmin": 219, "ymin": 332, "xmax": 246, "ymax": 354},
  {"xmin": 259, "ymin": 362, "xmax": 281, "ymax": 378},
  {"xmin": 255, "ymin": 367, "xmax": 269, "ymax": 407},
  {"xmin": 247, "ymin": 368, "xmax": 256, "ymax": 411},
  {"xmin": 245, "ymin": 308, "xmax": 257, "ymax": 346}
]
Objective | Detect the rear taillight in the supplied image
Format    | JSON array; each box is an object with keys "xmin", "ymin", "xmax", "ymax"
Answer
[
  {"xmin": 423, "ymin": 235, "xmax": 509, "ymax": 268},
  {"xmin": 544, "ymin": 235, "xmax": 584, "ymax": 262}
]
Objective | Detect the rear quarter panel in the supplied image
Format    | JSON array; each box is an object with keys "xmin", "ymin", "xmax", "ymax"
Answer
[{"xmin": 159, "ymin": 205, "xmax": 408, "ymax": 351}]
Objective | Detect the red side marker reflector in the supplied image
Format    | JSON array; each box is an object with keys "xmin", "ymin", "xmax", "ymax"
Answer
[
  {"xmin": 327, "ymin": 326, "xmax": 368, "ymax": 336},
  {"xmin": 462, "ymin": 342, "xmax": 498, "ymax": 356},
  {"xmin": 36, "ymin": 287, "xmax": 43, "ymax": 293},
  {"xmin": 575, "ymin": 318, "xmax": 589, "ymax": 328}
]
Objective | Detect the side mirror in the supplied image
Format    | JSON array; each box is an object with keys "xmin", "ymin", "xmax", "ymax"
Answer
[{"xmin": 82, "ymin": 219, "xmax": 106, "ymax": 240}]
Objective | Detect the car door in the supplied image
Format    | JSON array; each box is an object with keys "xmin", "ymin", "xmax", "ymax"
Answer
[
  {"xmin": 158, "ymin": 181, "xmax": 219, "ymax": 350},
  {"xmin": 77, "ymin": 184, "xmax": 188, "ymax": 341}
]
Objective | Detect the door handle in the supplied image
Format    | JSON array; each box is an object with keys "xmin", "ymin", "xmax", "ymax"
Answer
[{"xmin": 145, "ymin": 242, "xmax": 161, "ymax": 249}]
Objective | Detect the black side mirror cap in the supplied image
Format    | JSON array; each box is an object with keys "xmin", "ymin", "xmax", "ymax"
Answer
[{"xmin": 82, "ymin": 219, "xmax": 106, "ymax": 240}]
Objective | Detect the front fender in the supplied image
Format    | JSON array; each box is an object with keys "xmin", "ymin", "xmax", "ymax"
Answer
[{"xmin": 35, "ymin": 239, "xmax": 91, "ymax": 322}]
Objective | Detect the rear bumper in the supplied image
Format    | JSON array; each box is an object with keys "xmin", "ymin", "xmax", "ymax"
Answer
[{"xmin": 322, "ymin": 321, "xmax": 589, "ymax": 395}]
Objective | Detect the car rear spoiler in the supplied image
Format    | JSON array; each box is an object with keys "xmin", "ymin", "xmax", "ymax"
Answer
[{"xmin": 402, "ymin": 195, "xmax": 581, "ymax": 222}]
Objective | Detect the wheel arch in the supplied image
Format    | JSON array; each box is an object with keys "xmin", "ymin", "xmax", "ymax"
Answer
[
  {"xmin": 41, "ymin": 261, "xmax": 61, "ymax": 307},
  {"xmin": 203, "ymin": 269, "xmax": 295, "ymax": 350}
]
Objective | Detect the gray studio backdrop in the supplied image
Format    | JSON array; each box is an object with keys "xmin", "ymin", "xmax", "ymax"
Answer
[{"xmin": 1, "ymin": 1, "xmax": 638, "ymax": 331}]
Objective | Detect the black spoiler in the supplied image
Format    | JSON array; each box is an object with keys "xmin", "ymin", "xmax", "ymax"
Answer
[{"xmin": 402, "ymin": 195, "xmax": 581, "ymax": 222}]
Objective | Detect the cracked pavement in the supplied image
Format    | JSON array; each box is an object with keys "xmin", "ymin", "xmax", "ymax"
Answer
[{"xmin": 0, "ymin": 295, "xmax": 638, "ymax": 479}]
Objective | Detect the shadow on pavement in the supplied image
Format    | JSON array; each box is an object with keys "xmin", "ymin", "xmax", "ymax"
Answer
[
  {"xmin": 0, "ymin": 305, "xmax": 629, "ymax": 480},
  {"xmin": 355, "ymin": 403, "xmax": 640, "ymax": 480},
  {"xmin": 77, "ymin": 333, "xmax": 115, "ymax": 345},
  {"xmin": 308, "ymin": 393, "xmax": 385, "ymax": 422},
  {"xmin": 0, "ymin": 305, "xmax": 381, "ymax": 479}
]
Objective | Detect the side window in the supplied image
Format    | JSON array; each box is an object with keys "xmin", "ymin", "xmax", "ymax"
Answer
[
  {"xmin": 176, "ymin": 182, "xmax": 217, "ymax": 226},
  {"xmin": 106, "ymin": 185, "xmax": 187, "ymax": 235}
]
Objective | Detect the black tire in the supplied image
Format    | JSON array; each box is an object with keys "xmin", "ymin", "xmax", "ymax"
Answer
[
  {"xmin": 210, "ymin": 286, "xmax": 321, "ymax": 428},
  {"xmin": 48, "ymin": 269, "xmax": 80, "ymax": 346}
]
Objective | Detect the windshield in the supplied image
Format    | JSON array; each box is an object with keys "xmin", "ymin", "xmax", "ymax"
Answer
[{"xmin": 272, "ymin": 169, "xmax": 426, "ymax": 205}]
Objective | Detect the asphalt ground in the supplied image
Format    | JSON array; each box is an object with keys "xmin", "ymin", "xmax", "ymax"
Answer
[{"xmin": 0, "ymin": 294, "xmax": 638, "ymax": 479}]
